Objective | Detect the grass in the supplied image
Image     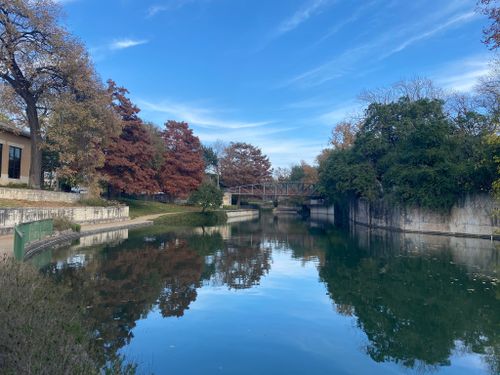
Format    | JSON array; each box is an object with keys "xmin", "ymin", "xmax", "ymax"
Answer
[
  {"xmin": 153, "ymin": 211, "xmax": 227, "ymax": 227},
  {"xmin": 0, "ymin": 257, "xmax": 136, "ymax": 374},
  {"xmin": 119, "ymin": 198, "xmax": 198, "ymax": 219}
]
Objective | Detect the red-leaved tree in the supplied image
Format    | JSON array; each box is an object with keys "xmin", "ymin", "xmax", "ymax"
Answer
[
  {"xmin": 101, "ymin": 81, "xmax": 159, "ymax": 195},
  {"xmin": 159, "ymin": 121, "xmax": 204, "ymax": 198},
  {"xmin": 220, "ymin": 142, "xmax": 272, "ymax": 187}
]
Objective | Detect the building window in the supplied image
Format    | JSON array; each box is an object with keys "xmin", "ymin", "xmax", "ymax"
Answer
[
  {"xmin": 0, "ymin": 144, "xmax": 3, "ymax": 175},
  {"xmin": 8, "ymin": 146, "xmax": 22, "ymax": 179}
]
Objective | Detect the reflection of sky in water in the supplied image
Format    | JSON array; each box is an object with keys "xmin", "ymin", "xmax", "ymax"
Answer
[{"xmin": 37, "ymin": 217, "xmax": 499, "ymax": 375}]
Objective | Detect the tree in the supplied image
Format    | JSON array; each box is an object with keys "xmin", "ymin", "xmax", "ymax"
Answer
[
  {"xmin": 478, "ymin": 0, "xmax": 500, "ymax": 50},
  {"xmin": 101, "ymin": 81, "xmax": 159, "ymax": 195},
  {"xmin": 318, "ymin": 97, "xmax": 498, "ymax": 210},
  {"xmin": 202, "ymin": 145, "xmax": 218, "ymax": 173},
  {"xmin": 143, "ymin": 122, "xmax": 166, "ymax": 172},
  {"xmin": 159, "ymin": 121, "xmax": 204, "ymax": 199},
  {"xmin": 273, "ymin": 167, "xmax": 290, "ymax": 182},
  {"xmin": 188, "ymin": 181, "xmax": 223, "ymax": 212},
  {"xmin": 330, "ymin": 121, "xmax": 358, "ymax": 150},
  {"xmin": 0, "ymin": 0, "xmax": 114, "ymax": 188},
  {"xmin": 358, "ymin": 77, "xmax": 443, "ymax": 105},
  {"xmin": 220, "ymin": 142, "xmax": 272, "ymax": 187}
]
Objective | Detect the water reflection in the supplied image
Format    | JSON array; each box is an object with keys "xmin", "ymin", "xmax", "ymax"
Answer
[
  {"xmin": 32, "ymin": 215, "xmax": 499, "ymax": 374},
  {"xmin": 318, "ymin": 225, "xmax": 499, "ymax": 372}
]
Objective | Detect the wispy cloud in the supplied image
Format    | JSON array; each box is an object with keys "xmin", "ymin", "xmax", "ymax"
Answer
[
  {"xmin": 318, "ymin": 102, "xmax": 363, "ymax": 125},
  {"xmin": 147, "ymin": 0, "xmax": 210, "ymax": 17},
  {"xmin": 109, "ymin": 39, "xmax": 149, "ymax": 50},
  {"xmin": 275, "ymin": 0, "xmax": 335, "ymax": 36},
  {"xmin": 138, "ymin": 99, "xmax": 272, "ymax": 129},
  {"xmin": 381, "ymin": 11, "xmax": 477, "ymax": 59},
  {"xmin": 311, "ymin": 0, "xmax": 378, "ymax": 48},
  {"xmin": 434, "ymin": 55, "xmax": 491, "ymax": 92},
  {"xmin": 283, "ymin": 6, "xmax": 478, "ymax": 88},
  {"xmin": 136, "ymin": 98, "xmax": 328, "ymax": 167}
]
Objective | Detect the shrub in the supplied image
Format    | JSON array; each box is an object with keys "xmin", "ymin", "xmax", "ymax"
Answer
[
  {"xmin": 188, "ymin": 181, "xmax": 223, "ymax": 212},
  {"xmin": 53, "ymin": 217, "xmax": 81, "ymax": 232},
  {"xmin": 154, "ymin": 211, "xmax": 227, "ymax": 227}
]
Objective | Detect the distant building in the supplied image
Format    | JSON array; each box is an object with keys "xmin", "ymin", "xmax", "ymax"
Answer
[{"xmin": 0, "ymin": 122, "xmax": 31, "ymax": 185}]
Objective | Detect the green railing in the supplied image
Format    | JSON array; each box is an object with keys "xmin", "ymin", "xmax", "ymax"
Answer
[{"xmin": 13, "ymin": 219, "xmax": 54, "ymax": 260}]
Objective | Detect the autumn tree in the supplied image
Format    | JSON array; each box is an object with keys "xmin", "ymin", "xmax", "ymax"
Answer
[
  {"xmin": 159, "ymin": 121, "xmax": 204, "ymax": 199},
  {"xmin": 330, "ymin": 121, "xmax": 358, "ymax": 150},
  {"xmin": 478, "ymin": 0, "xmax": 499, "ymax": 50},
  {"xmin": 289, "ymin": 161, "xmax": 318, "ymax": 184},
  {"xmin": 220, "ymin": 142, "xmax": 272, "ymax": 187},
  {"xmin": 100, "ymin": 81, "xmax": 159, "ymax": 195},
  {"xmin": 0, "ymin": 0, "xmax": 116, "ymax": 188}
]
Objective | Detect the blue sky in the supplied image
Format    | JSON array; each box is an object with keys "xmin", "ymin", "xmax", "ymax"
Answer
[{"xmin": 58, "ymin": 0, "xmax": 492, "ymax": 167}]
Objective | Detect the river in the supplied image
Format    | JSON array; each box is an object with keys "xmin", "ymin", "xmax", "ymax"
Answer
[{"xmin": 30, "ymin": 214, "xmax": 500, "ymax": 375}]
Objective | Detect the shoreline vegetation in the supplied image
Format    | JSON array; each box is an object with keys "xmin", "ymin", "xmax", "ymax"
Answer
[{"xmin": 0, "ymin": 257, "xmax": 137, "ymax": 375}]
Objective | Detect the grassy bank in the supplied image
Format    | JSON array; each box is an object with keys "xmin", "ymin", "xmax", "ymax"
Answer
[
  {"xmin": 153, "ymin": 211, "xmax": 227, "ymax": 227},
  {"xmin": 119, "ymin": 198, "xmax": 198, "ymax": 219},
  {"xmin": 0, "ymin": 258, "xmax": 135, "ymax": 375}
]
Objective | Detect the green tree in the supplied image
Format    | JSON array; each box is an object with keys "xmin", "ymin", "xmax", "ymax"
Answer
[
  {"xmin": 188, "ymin": 181, "xmax": 223, "ymax": 212},
  {"xmin": 318, "ymin": 97, "xmax": 498, "ymax": 211}
]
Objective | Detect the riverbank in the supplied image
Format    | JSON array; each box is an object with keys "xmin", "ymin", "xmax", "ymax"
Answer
[{"xmin": 0, "ymin": 209, "xmax": 260, "ymax": 260}]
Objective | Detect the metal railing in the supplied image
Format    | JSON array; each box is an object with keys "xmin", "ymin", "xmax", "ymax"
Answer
[
  {"xmin": 227, "ymin": 182, "xmax": 320, "ymax": 198},
  {"xmin": 13, "ymin": 219, "xmax": 54, "ymax": 260}
]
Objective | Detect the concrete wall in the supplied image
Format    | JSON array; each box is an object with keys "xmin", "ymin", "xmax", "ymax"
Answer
[
  {"xmin": 0, "ymin": 187, "xmax": 81, "ymax": 203},
  {"xmin": 226, "ymin": 209, "xmax": 259, "ymax": 221},
  {"xmin": 349, "ymin": 194, "xmax": 499, "ymax": 238},
  {"xmin": 0, "ymin": 130, "xmax": 31, "ymax": 185},
  {"xmin": 310, "ymin": 205, "xmax": 334, "ymax": 221},
  {"xmin": 223, "ymin": 193, "xmax": 232, "ymax": 206},
  {"xmin": 0, "ymin": 206, "xmax": 129, "ymax": 232}
]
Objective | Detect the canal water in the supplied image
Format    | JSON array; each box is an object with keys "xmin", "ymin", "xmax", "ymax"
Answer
[{"xmin": 31, "ymin": 214, "xmax": 499, "ymax": 375}]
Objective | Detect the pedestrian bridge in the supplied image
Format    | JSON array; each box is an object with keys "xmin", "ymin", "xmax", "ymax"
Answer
[{"xmin": 226, "ymin": 182, "xmax": 321, "ymax": 199}]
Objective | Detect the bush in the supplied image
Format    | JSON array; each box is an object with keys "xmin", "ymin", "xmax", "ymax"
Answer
[
  {"xmin": 154, "ymin": 211, "xmax": 227, "ymax": 227},
  {"xmin": 0, "ymin": 258, "xmax": 136, "ymax": 375},
  {"xmin": 188, "ymin": 181, "xmax": 223, "ymax": 212},
  {"xmin": 53, "ymin": 216, "xmax": 81, "ymax": 232},
  {"xmin": 0, "ymin": 258, "xmax": 97, "ymax": 374},
  {"xmin": 79, "ymin": 197, "xmax": 118, "ymax": 207}
]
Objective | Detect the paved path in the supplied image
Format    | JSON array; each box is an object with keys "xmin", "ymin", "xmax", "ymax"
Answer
[{"xmin": 0, "ymin": 213, "xmax": 173, "ymax": 259}]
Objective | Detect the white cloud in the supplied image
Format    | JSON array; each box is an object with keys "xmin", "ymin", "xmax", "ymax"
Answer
[
  {"xmin": 109, "ymin": 39, "xmax": 149, "ymax": 50},
  {"xmin": 381, "ymin": 11, "xmax": 477, "ymax": 59},
  {"xmin": 284, "ymin": 6, "xmax": 479, "ymax": 88},
  {"xmin": 138, "ymin": 99, "xmax": 272, "ymax": 130},
  {"xmin": 434, "ymin": 55, "xmax": 491, "ymax": 92},
  {"xmin": 318, "ymin": 102, "xmax": 363, "ymax": 125},
  {"xmin": 276, "ymin": 0, "xmax": 335, "ymax": 36},
  {"xmin": 147, "ymin": 0, "xmax": 211, "ymax": 17}
]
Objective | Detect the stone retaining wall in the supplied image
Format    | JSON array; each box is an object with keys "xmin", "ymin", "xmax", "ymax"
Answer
[
  {"xmin": 0, "ymin": 187, "xmax": 81, "ymax": 203},
  {"xmin": 0, "ymin": 206, "xmax": 129, "ymax": 234},
  {"xmin": 349, "ymin": 194, "xmax": 499, "ymax": 239},
  {"xmin": 226, "ymin": 209, "xmax": 259, "ymax": 219}
]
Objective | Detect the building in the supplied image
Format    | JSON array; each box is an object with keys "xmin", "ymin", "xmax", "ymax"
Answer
[{"xmin": 0, "ymin": 122, "xmax": 31, "ymax": 185}]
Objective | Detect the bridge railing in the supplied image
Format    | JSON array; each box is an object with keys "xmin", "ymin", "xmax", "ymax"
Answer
[{"xmin": 227, "ymin": 183, "xmax": 320, "ymax": 197}]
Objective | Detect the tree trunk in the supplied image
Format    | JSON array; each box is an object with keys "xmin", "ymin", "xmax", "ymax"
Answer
[{"xmin": 26, "ymin": 98, "xmax": 42, "ymax": 189}]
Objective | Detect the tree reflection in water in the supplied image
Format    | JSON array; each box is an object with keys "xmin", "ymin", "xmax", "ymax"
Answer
[
  {"xmin": 315, "ymin": 226, "xmax": 500, "ymax": 374},
  {"xmin": 36, "ymin": 217, "xmax": 500, "ymax": 374},
  {"xmin": 40, "ymin": 229, "xmax": 273, "ymax": 365}
]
